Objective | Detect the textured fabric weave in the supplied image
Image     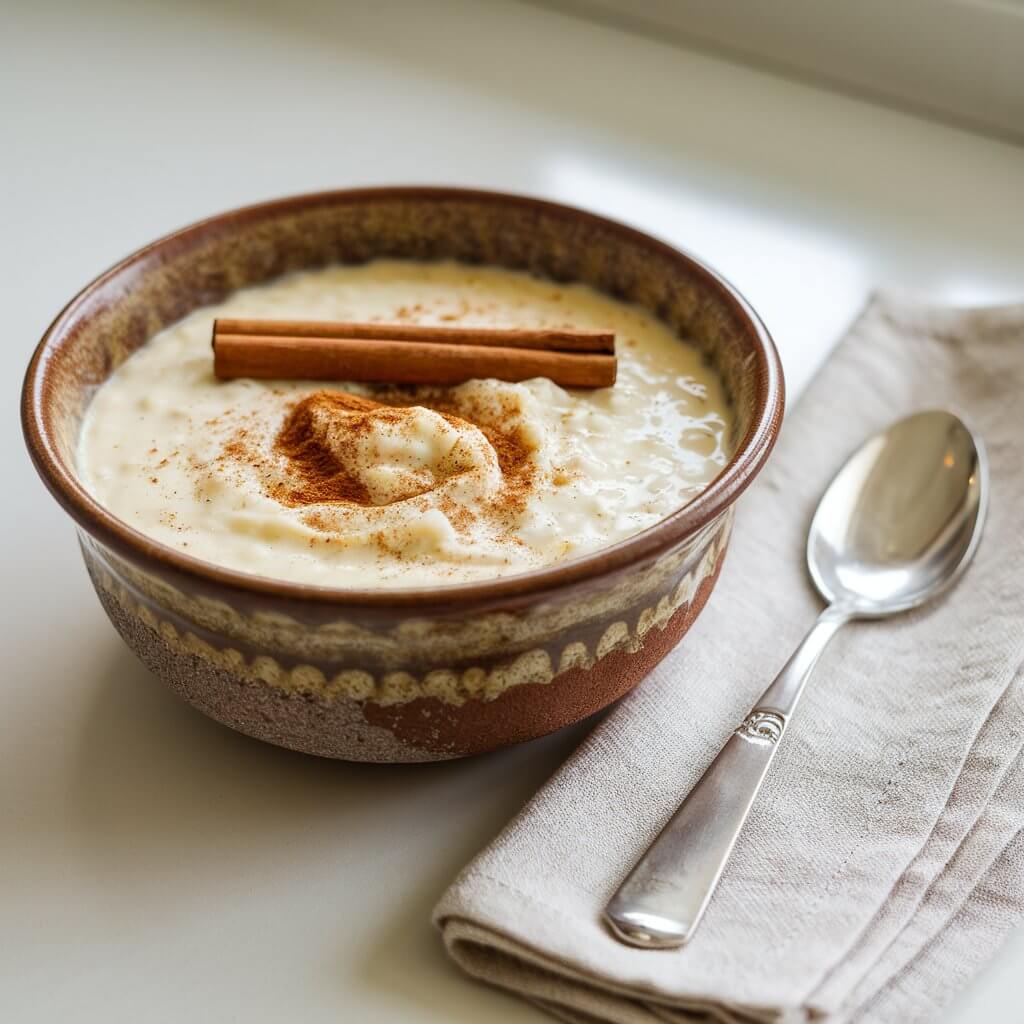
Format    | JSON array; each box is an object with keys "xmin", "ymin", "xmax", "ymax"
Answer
[{"xmin": 434, "ymin": 295, "xmax": 1024, "ymax": 1023}]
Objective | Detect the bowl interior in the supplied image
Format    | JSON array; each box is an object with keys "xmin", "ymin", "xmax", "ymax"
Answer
[{"xmin": 25, "ymin": 187, "xmax": 782, "ymax": 603}]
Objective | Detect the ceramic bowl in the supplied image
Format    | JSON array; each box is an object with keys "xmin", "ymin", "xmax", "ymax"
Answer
[{"xmin": 22, "ymin": 187, "xmax": 783, "ymax": 762}]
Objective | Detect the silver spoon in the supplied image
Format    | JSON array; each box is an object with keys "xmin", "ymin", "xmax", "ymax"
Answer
[{"xmin": 605, "ymin": 409, "xmax": 988, "ymax": 949}]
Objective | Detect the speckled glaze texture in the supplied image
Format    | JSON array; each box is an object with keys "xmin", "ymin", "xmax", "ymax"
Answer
[{"xmin": 22, "ymin": 188, "xmax": 783, "ymax": 761}]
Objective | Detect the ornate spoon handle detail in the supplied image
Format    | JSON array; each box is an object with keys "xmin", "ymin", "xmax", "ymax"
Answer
[{"xmin": 604, "ymin": 606, "xmax": 849, "ymax": 949}]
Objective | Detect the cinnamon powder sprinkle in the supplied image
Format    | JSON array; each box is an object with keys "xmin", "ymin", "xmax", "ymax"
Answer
[
  {"xmin": 378, "ymin": 387, "xmax": 537, "ymax": 523},
  {"xmin": 271, "ymin": 392, "xmax": 378, "ymax": 507},
  {"xmin": 225, "ymin": 390, "xmax": 539, "ymax": 541}
]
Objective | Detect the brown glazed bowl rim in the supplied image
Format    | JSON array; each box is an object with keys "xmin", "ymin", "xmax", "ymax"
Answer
[{"xmin": 22, "ymin": 186, "xmax": 784, "ymax": 609}]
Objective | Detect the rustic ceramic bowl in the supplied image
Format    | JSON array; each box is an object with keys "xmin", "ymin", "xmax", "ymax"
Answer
[{"xmin": 22, "ymin": 187, "xmax": 783, "ymax": 762}]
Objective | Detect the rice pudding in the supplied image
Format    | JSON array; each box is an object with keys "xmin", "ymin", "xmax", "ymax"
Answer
[{"xmin": 78, "ymin": 261, "xmax": 732, "ymax": 587}]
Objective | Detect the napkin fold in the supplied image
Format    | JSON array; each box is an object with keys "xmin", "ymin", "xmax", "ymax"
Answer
[{"xmin": 434, "ymin": 294, "xmax": 1024, "ymax": 1023}]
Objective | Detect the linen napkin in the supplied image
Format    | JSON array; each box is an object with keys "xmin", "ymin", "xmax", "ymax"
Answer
[{"xmin": 434, "ymin": 293, "xmax": 1024, "ymax": 1023}]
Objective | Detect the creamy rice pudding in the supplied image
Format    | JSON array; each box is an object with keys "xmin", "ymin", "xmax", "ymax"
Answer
[{"xmin": 78, "ymin": 261, "xmax": 731, "ymax": 587}]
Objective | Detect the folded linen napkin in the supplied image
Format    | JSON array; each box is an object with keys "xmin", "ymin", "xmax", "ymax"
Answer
[{"xmin": 434, "ymin": 294, "xmax": 1024, "ymax": 1023}]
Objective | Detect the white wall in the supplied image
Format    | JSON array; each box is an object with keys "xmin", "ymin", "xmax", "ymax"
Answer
[{"xmin": 538, "ymin": 0, "xmax": 1024, "ymax": 143}]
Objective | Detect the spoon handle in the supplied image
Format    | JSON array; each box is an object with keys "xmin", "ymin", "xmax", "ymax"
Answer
[{"xmin": 604, "ymin": 606, "xmax": 848, "ymax": 949}]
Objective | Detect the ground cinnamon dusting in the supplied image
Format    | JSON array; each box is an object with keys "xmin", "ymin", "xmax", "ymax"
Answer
[
  {"xmin": 271, "ymin": 392, "xmax": 381, "ymax": 507},
  {"xmin": 218, "ymin": 389, "xmax": 539, "ymax": 545},
  {"xmin": 380, "ymin": 387, "xmax": 537, "ymax": 523}
]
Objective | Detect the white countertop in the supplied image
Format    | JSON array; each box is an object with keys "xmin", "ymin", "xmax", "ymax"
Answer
[{"xmin": 3, "ymin": 1, "xmax": 1023, "ymax": 1020}]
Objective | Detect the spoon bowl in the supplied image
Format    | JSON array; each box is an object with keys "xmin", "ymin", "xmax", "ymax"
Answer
[{"xmin": 808, "ymin": 410, "xmax": 987, "ymax": 615}]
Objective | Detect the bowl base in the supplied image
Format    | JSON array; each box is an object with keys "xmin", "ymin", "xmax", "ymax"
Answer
[{"xmin": 88, "ymin": 546, "xmax": 726, "ymax": 762}]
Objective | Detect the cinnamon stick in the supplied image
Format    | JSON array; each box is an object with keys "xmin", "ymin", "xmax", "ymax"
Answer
[
  {"xmin": 214, "ymin": 319, "xmax": 615, "ymax": 354},
  {"xmin": 212, "ymin": 320, "xmax": 617, "ymax": 389}
]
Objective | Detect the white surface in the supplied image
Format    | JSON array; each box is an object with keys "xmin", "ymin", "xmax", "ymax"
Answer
[{"xmin": 3, "ymin": 1, "xmax": 1023, "ymax": 1021}]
